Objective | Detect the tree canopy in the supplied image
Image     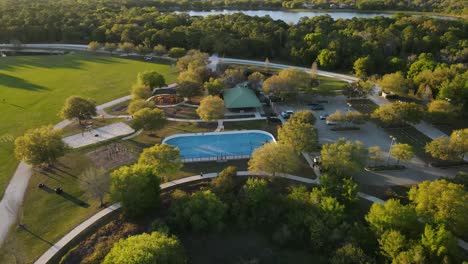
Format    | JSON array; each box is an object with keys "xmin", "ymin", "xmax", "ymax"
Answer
[
  {"xmin": 320, "ymin": 138, "xmax": 368, "ymax": 177},
  {"xmin": 137, "ymin": 71, "xmax": 166, "ymax": 89},
  {"xmin": 196, "ymin": 95, "xmax": 224, "ymax": 121},
  {"xmin": 138, "ymin": 144, "xmax": 183, "ymax": 176},
  {"xmin": 15, "ymin": 125, "xmax": 66, "ymax": 166},
  {"xmin": 59, "ymin": 96, "xmax": 97, "ymax": 124},
  {"xmin": 103, "ymin": 232, "xmax": 186, "ymax": 264},
  {"xmin": 248, "ymin": 142, "xmax": 301, "ymax": 176},
  {"xmin": 131, "ymin": 108, "xmax": 167, "ymax": 130}
]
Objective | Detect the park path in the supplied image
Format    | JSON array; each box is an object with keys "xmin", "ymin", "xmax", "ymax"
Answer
[
  {"xmin": 34, "ymin": 169, "xmax": 468, "ymax": 264},
  {"xmin": 0, "ymin": 95, "xmax": 135, "ymax": 247}
]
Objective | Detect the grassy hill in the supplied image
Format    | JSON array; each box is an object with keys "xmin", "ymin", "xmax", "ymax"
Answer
[{"xmin": 0, "ymin": 54, "xmax": 177, "ymax": 196}]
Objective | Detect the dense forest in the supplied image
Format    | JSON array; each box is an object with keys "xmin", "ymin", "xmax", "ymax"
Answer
[{"xmin": 1, "ymin": 0, "xmax": 467, "ymax": 108}]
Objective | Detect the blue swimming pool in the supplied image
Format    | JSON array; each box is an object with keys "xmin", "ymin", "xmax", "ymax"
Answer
[{"xmin": 163, "ymin": 130, "xmax": 275, "ymax": 161}]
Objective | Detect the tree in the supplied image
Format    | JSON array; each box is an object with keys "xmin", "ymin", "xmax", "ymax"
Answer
[
  {"xmin": 421, "ymin": 224, "xmax": 458, "ymax": 261},
  {"xmin": 368, "ymin": 146, "xmax": 384, "ymax": 166},
  {"xmin": 393, "ymin": 244, "xmax": 427, "ymax": 264},
  {"xmin": 135, "ymin": 44, "xmax": 151, "ymax": 55},
  {"xmin": 168, "ymin": 190, "xmax": 227, "ymax": 232},
  {"xmin": 15, "ymin": 126, "xmax": 66, "ymax": 166},
  {"xmin": 378, "ymin": 72, "xmax": 410, "ymax": 95},
  {"xmin": 288, "ymin": 110, "xmax": 316, "ymax": 125},
  {"xmin": 153, "ymin": 44, "xmax": 167, "ymax": 56},
  {"xmin": 327, "ymin": 110, "xmax": 347, "ymax": 127},
  {"xmin": 248, "ymin": 72, "xmax": 265, "ymax": 90},
  {"xmin": 118, "ymin": 42, "xmax": 135, "ymax": 55},
  {"xmin": 137, "ymin": 71, "xmax": 166, "ymax": 89},
  {"xmin": 317, "ymin": 49, "xmax": 338, "ymax": 70},
  {"xmin": 263, "ymin": 68, "xmax": 311, "ymax": 100},
  {"xmin": 131, "ymin": 108, "xmax": 167, "ymax": 130},
  {"xmin": 371, "ymin": 102, "xmax": 423, "ymax": 125},
  {"xmin": 203, "ymin": 77, "xmax": 225, "ymax": 95},
  {"xmin": 102, "ymin": 232, "xmax": 186, "ymax": 264},
  {"xmin": 365, "ymin": 199, "xmax": 419, "ymax": 236},
  {"xmin": 79, "ymin": 167, "xmax": 109, "ymax": 207},
  {"xmin": 211, "ymin": 166, "xmax": 237, "ymax": 201},
  {"xmin": 168, "ymin": 47, "xmax": 186, "ymax": 58},
  {"xmin": 127, "ymin": 99, "xmax": 155, "ymax": 115},
  {"xmin": 390, "ymin": 143, "xmax": 414, "ymax": 164},
  {"xmin": 131, "ymin": 84, "xmax": 152, "ymax": 100},
  {"xmin": 110, "ymin": 164, "xmax": 161, "ymax": 217},
  {"xmin": 353, "ymin": 56, "xmax": 372, "ymax": 78},
  {"xmin": 87, "ymin": 41, "xmax": 101, "ymax": 51},
  {"xmin": 103, "ymin": 42, "xmax": 117, "ymax": 55},
  {"xmin": 379, "ymin": 230, "xmax": 407, "ymax": 259},
  {"xmin": 176, "ymin": 81, "xmax": 201, "ymax": 100},
  {"xmin": 427, "ymin": 99, "xmax": 458, "ymax": 124},
  {"xmin": 176, "ymin": 50, "xmax": 209, "ymax": 72},
  {"xmin": 196, "ymin": 95, "xmax": 224, "ymax": 121},
  {"xmin": 238, "ymin": 178, "xmax": 273, "ymax": 225},
  {"xmin": 408, "ymin": 180, "xmax": 468, "ymax": 236},
  {"xmin": 138, "ymin": 144, "xmax": 182, "ymax": 176},
  {"xmin": 330, "ymin": 243, "xmax": 374, "ymax": 264},
  {"xmin": 320, "ymin": 138, "xmax": 368, "ymax": 177},
  {"xmin": 425, "ymin": 129, "xmax": 468, "ymax": 161},
  {"xmin": 221, "ymin": 68, "xmax": 245, "ymax": 88},
  {"xmin": 278, "ymin": 121, "xmax": 317, "ymax": 153},
  {"xmin": 343, "ymin": 81, "xmax": 374, "ymax": 98},
  {"xmin": 437, "ymin": 71, "xmax": 468, "ymax": 112},
  {"xmin": 248, "ymin": 142, "xmax": 300, "ymax": 176},
  {"xmin": 59, "ymin": 96, "xmax": 97, "ymax": 124}
]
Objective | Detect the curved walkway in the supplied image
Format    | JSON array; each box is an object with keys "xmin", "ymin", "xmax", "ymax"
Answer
[
  {"xmin": 34, "ymin": 170, "xmax": 468, "ymax": 264},
  {"xmin": 0, "ymin": 43, "xmax": 453, "ymax": 248}
]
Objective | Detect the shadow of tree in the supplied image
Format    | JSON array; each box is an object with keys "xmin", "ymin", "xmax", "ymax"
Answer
[
  {"xmin": 19, "ymin": 225, "xmax": 54, "ymax": 246},
  {"xmin": 60, "ymin": 191, "xmax": 89, "ymax": 208},
  {"xmin": 0, "ymin": 53, "xmax": 126, "ymax": 72},
  {"xmin": 0, "ymin": 73, "xmax": 47, "ymax": 91}
]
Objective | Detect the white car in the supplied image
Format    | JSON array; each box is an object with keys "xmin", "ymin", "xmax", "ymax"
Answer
[
  {"xmin": 326, "ymin": 120, "xmax": 337, "ymax": 125},
  {"xmin": 281, "ymin": 110, "xmax": 294, "ymax": 119}
]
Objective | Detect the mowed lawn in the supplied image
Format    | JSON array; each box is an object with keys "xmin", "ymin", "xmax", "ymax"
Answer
[{"xmin": 0, "ymin": 54, "xmax": 177, "ymax": 197}]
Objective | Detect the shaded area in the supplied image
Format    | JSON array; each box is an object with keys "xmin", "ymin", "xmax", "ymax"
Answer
[
  {"xmin": 19, "ymin": 225, "xmax": 54, "ymax": 246},
  {"xmin": 0, "ymin": 73, "xmax": 47, "ymax": 91}
]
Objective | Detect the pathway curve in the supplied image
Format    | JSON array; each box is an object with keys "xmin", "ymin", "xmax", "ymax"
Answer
[
  {"xmin": 34, "ymin": 170, "xmax": 468, "ymax": 264},
  {"xmin": 0, "ymin": 95, "xmax": 135, "ymax": 247}
]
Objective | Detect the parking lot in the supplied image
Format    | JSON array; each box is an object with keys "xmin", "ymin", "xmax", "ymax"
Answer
[{"xmin": 274, "ymin": 95, "xmax": 462, "ymax": 186}]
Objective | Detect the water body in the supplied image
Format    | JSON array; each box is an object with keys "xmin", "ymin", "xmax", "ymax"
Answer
[{"xmin": 176, "ymin": 10, "xmax": 454, "ymax": 24}]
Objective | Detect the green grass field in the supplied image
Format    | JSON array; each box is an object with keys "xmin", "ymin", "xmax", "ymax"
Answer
[{"xmin": 0, "ymin": 54, "xmax": 177, "ymax": 197}]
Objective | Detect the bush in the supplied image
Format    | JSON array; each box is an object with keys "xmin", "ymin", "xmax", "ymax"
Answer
[
  {"xmin": 103, "ymin": 232, "xmax": 186, "ymax": 264},
  {"xmin": 168, "ymin": 47, "xmax": 186, "ymax": 58}
]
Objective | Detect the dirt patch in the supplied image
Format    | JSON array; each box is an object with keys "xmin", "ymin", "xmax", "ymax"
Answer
[
  {"xmin": 86, "ymin": 143, "xmax": 137, "ymax": 170},
  {"xmin": 111, "ymin": 104, "xmax": 127, "ymax": 112}
]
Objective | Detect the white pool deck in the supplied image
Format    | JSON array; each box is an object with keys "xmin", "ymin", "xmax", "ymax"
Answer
[{"xmin": 62, "ymin": 122, "xmax": 134, "ymax": 148}]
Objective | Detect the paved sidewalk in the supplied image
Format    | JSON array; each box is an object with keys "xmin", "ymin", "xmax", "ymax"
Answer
[{"xmin": 0, "ymin": 162, "xmax": 32, "ymax": 246}]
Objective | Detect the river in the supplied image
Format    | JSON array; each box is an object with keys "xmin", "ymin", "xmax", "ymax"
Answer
[{"xmin": 175, "ymin": 10, "xmax": 454, "ymax": 24}]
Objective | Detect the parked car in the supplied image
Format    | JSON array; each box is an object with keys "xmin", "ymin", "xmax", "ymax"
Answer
[
  {"xmin": 281, "ymin": 110, "xmax": 294, "ymax": 119},
  {"xmin": 326, "ymin": 120, "xmax": 337, "ymax": 125},
  {"xmin": 310, "ymin": 104, "xmax": 324, "ymax": 110},
  {"xmin": 268, "ymin": 117, "xmax": 282, "ymax": 123},
  {"xmin": 319, "ymin": 114, "xmax": 329, "ymax": 120}
]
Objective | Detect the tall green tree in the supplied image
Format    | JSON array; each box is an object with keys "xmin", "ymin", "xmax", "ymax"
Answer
[
  {"xmin": 168, "ymin": 190, "xmax": 227, "ymax": 232},
  {"xmin": 248, "ymin": 142, "xmax": 301, "ymax": 176},
  {"xmin": 196, "ymin": 95, "xmax": 224, "ymax": 121},
  {"xmin": 131, "ymin": 108, "xmax": 166, "ymax": 130},
  {"xmin": 371, "ymin": 102, "xmax": 423, "ymax": 125},
  {"xmin": 59, "ymin": 96, "xmax": 97, "ymax": 124},
  {"xmin": 278, "ymin": 121, "xmax": 317, "ymax": 153},
  {"xmin": 138, "ymin": 144, "xmax": 182, "ymax": 176},
  {"xmin": 408, "ymin": 180, "xmax": 468, "ymax": 236},
  {"xmin": 390, "ymin": 143, "xmax": 414, "ymax": 164},
  {"xmin": 137, "ymin": 71, "xmax": 166, "ymax": 89},
  {"xmin": 378, "ymin": 72, "xmax": 410, "ymax": 95},
  {"xmin": 110, "ymin": 164, "xmax": 161, "ymax": 217},
  {"xmin": 79, "ymin": 167, "xmax": 109, "ymax": 207},
  {"xmin": 15, "ymin": 125, "xmax": 66, "ymax": 166},
  {"xmin": 320, "ymin": 138, "xmax": 368, "ymax": 177},
  {"xmin": 288, "ymin": 110, "xmax": 316, "ymax": 125}
]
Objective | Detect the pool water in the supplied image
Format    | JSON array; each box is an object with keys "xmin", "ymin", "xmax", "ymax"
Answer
[{"xmin": 163, "ymin": 131, "xmax": 275, "ymax": 161}]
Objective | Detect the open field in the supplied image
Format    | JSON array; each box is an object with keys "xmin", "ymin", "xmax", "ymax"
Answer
[{"xmin": 0, "ymin": 54, "xmax": 177, "ymax": 196}]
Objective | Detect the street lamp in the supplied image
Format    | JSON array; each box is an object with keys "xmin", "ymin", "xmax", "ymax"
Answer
[{"xmin": 386, "ymin": 136, "xmax": 397, "ymax": 164}]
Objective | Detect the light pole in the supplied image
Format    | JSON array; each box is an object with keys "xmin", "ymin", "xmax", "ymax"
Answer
[
  {"xmin": 386, "ymin": 136, "xmax": 397, "ymax": 164},
  {"xmin": 347, "ymin": 102, "xmax": 352, "ymax": 112}
]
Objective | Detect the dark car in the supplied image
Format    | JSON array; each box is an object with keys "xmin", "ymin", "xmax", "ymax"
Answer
[
  {"xmin": 268, "ymin": 117, "xmax": 282, "ymax": 123},
  {"xmin": 310, "ymin": 105, "xmax": 324, "ymax": 110}
]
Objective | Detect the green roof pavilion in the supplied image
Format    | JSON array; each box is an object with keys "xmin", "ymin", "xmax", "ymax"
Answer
[{"xmin": 223, "ymin": 86, "xmax": 262, "ymax": 109}]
